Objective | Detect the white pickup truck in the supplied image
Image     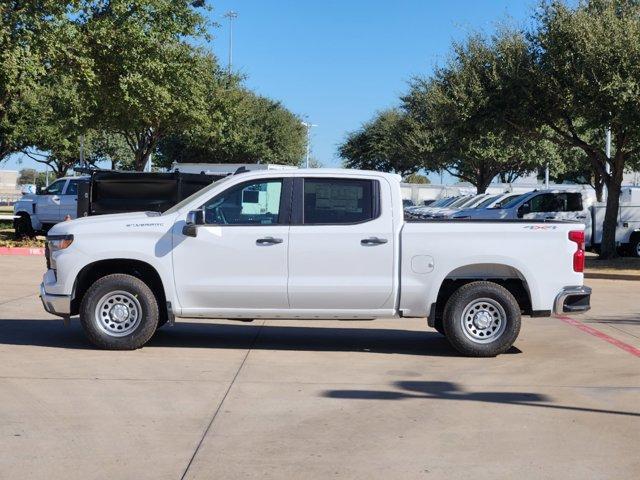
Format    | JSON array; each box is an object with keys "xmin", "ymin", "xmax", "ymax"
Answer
[{"xmin": 40, "ymin": 169, "xmax": 591, "ymax": 356}]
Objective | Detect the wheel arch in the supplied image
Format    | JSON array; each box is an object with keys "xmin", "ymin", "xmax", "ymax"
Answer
[
  {"xmin": 71, "ymin": 258, "xmax": 166, "ymax": 317},
  {"xmin": 427, "ymin": 263, "xmax": 532, "ymax": 327}
]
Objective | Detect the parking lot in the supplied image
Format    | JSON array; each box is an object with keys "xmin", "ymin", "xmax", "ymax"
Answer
[{"xmin": 0, "ymin": 255, "xmax": 638, "ymax": 479}]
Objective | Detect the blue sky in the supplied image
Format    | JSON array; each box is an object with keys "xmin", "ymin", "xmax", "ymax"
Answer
[{"xmin": 4, "ymin": 0, "xmax": 536, "ymax": 178}]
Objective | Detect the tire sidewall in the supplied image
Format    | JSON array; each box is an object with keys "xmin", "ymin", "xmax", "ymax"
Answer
[
  {"xmin": 443, "ymin": 282, "xmax": 521, "ymax": 357},
  {"xmin": 80, "ymin": 274, "xmax": 158, "ymax": 349}
]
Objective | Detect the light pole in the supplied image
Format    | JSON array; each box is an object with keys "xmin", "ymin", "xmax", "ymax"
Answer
[
  {"xmin": 301, "ymin": 121, "xmax": 318, "ymax": 168},
  {"xmin": 224, "ymin": 11, "xmax": 238, "ymax": 76}
]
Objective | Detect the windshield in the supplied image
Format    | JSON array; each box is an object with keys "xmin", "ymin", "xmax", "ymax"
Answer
[
  {"xmin": 447, "ymin": 196, "xmax": 473, "ymax": 208},
  {"xmin": 496, "ymin": 194, "xmax": 525, "ymax": 209},
  {"xmin": 429, "ymin": 197, "xmax": 452, "ymax": 207},
  {"xmin": 459, "ymin": 195, "xmax": 486, "ymax": 208},
  {"xmin": 163, "ymin": 176, "xmax": 232, "ymax": 215},
  {"xmin": 474, "ymin": 195, "xmax": 499, "ymax": 209}
]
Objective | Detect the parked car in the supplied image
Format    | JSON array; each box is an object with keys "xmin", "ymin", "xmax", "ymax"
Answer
[
  {"xmin": 453, "ymin": 189, "xmax": 640, "ymax": 255},
  {"xmin": 402, "ymin": 199, "xmax": 415, "ymax": 208},
  {"xmin": 473, "ymin": 193, "xmax": 523, "ymax": 210},
  {"xmin": 13, "ymin": 176, "xmax": 89, "ymax": 236},
  {"xmin": 453, "ymin": 190, "xmax": 588, "ymax": 222},
  {"xmin": 430, "ymin": 194, "xmax": 494, "ymax": 219},
  {"xmin": 40, "ymin": 169, "xmax": 590, "ymax": 356}
]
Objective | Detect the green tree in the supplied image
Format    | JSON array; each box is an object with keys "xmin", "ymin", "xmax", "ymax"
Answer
[
  {"xmin": 0, "ymin": 1, "xmax": 75, "ymax": 162},
  {"xmin": 403, "ymin": 73, "xmax": 549, "ymax": 193},
  {"xmin": 79, "ymin": 0, "xmax": 217, "ymax": 170},
  {"xmin": 156, "ymin": 87, "xmax": 306, "ymax": 167},
  {"xmin": 403, "ymin": 173, "xmax": 430, "ymax": 184},
  {"xmin": 339, "ymin": 109, "xmax": 426, "ymax": 178},
  {"xmin": 444, "ymin": 2, "xmax": 640, "ymax": 257}
]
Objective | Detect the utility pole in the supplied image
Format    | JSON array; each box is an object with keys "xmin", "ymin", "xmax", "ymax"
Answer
[
  {"xmin": 604, "ymin": 126, "xmax": 612, "ymax": 200},
  {"xmin": 224, "ymin": 11, "xmax": 238, "ymax": 76},
  {"xmin": 545, "ymin": 163, "xmax": 549, "ymax": 189},
  {"xmin": 301, "ymin": 121, "xmax": 318, "ymax": 168}
]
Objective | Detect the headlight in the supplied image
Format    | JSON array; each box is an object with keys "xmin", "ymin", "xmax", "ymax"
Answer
[
  {"xmin": 46, "ymin": 235, "xmax": 73, "ymax": 270},
  {"xmin": 47, "ymin": 234, "xmax": 74, "ymax": 252}
]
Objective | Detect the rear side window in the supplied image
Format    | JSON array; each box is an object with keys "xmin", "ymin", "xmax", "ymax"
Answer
[{"xmin": 303, "ymin": 178, "xmax": 377, "ymax": 225}]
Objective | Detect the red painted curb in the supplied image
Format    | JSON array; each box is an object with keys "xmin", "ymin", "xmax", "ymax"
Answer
[
  {"xmin": 556, "ymin": 315, "xmax": 640, "ymax": 358},
  {"xmin": 0, "ymin": 247, "xmax": 45, "ymax": 256}
]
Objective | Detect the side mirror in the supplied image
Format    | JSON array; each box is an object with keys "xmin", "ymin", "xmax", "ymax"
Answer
[
  {"xmin": 517, "ymin": 203, "xmax": 530, "ymax": 218},
  {"xmin": 183, "ymin": 209, "xmax": 204, "ymax": 237}
]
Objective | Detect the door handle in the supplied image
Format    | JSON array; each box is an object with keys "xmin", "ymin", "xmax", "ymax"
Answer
[
  {"xmin": 545, "ymin": 216, "xmax": 555, "ymax": 220},
  {"xmin": 256, "ymin": 237, "xmax": 283, "ymax": 246},
  {"xmin": 576, "ymin": 215, "xmax": 587, "ymax": 219},
  {"xmin": 361, "ymin": 237, "xmax": 388, "ymax": 246}
]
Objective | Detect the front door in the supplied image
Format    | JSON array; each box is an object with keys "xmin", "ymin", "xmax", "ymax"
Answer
[
  {"xmin": 287, "ymin": 176, "xmax": 395, "ymax": 312},
  {"xmin": 37, "ymin": 179, "xmax": 67, "ymax": 223},
  {"xmin": 172, "ymin": 177, "xmax": 291, "ymax": 315},
  {"xmin": 59, "ymin": 179, "xmax": 80, "ymax": 219}
]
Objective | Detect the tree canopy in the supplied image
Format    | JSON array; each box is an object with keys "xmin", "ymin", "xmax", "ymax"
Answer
[
  {"xmin": 339, "ymin": 0, "xmax": 640, "ymax": 257},
  {"xmin": 0, "ymin": 0, "xmax": 305, "ymax": 176}
]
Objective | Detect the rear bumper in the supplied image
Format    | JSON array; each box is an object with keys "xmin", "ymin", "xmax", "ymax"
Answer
[
  {"xmin": 554, "ymin": 285, "xmax": 592, "ymax": 315},
  {"xmin": 39, "ymin": 282, "xmax": 71, "ymax": 317}
]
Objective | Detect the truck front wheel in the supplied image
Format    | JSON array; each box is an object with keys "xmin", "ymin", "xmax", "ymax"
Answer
[
  {"xmin": 80, "ymin": 274, "xmax": 159, "ymax": 350},
  {"xmin": 14, "ymin": 213, "xmax": 34, "ymax": 238},
  {"xmin": 442, "ymin": 281, "xmax": 521, "ymax": 357}
]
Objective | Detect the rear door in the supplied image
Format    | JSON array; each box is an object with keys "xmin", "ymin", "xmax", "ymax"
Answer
[{"xmin": 287, "ymin": 176, "xmax": 395, "ymax": 311}]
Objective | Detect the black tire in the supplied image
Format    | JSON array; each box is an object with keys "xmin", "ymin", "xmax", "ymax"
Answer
[
  {"xmin": 442, "ymin": 281, "xmax": 521, "ymax": 357},
  {"xmin": 630, "ymin": 238, "xmax": 640, "ymax": 258},
  {"xmin": 80, "ymin": 274, "xmax": 159, "ymax": 350},
  {"xmin": 14, "ymin": 213, "xmax": 34, "ymax": 238}
]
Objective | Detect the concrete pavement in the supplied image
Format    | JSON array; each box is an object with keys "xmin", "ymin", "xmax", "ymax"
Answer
[{"xmin": 0, "ymin": 256, "xmax": 638, "ymax": 479}]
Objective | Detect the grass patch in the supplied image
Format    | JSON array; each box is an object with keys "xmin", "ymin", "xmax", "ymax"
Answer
[{"xmin": 0, "ymin": 220, "xmax": 45, "ymax": 248}]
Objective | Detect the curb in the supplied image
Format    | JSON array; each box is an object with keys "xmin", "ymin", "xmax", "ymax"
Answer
[
  {"xmin": 0, "ymin": 247, "xmax": 45, "ymax": 256},
  {"xmin": 585, "ymin": 272, "xmax": 640, "ymax": 281}
]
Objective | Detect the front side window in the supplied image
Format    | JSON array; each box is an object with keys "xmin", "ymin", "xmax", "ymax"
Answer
[
  {"xmin": 201, "ymin": 179, "xmax": 282, "ymax": 225},
  {"xmin": 303, "ymin": 178, "xmax": 376, "ymax": 224},
  {"xmin": 43, "ymin": 180, "xmax": 65, "ymax": 195}
]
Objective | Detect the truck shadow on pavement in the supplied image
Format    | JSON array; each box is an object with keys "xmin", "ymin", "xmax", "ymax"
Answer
[
  {"xmin": 0, "ymin": 318, "xmax": 522, "ymax": 357},
  {"xmin": 323, "ymin": 380, "xmax": 640, "ymax": 418}
]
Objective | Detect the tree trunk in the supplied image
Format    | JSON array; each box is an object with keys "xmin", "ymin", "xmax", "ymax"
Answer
[
  {"xmin": 599, "ymin": 155, "xmax": 624, "ymax": 259},
  {"xmin": 593, "ymin": 170, "xmax": 605, "ymax": 203},
  {"xmin": 134, "ymin": 150, "xmax": 148, "ymax": 171},
  {"xmin": 475, "ymin": 167, "xmax": 493, "ymax": 194}
]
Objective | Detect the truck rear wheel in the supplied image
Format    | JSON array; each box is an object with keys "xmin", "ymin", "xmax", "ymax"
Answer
[
  {"xmin": 442, "ymin": 281, "xmax": 521, "ymax": 357},
  {"xmin": 80, "ymin": 274, "xmax": 158, "ymax": 350}
]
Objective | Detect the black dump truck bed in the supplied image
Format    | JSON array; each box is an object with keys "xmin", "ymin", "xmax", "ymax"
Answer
[{"xmin": 77, "ymin": 170, "xmax": 225, "ymax": 217}]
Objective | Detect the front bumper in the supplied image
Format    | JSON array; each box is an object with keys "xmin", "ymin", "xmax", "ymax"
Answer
[
  {"xmin": 554, "ymin": 285, "xmax": 592, "ymax": 315},
  {"xmin": 39, "ymin": 282, "xmax": 71, "ymax": 317}
]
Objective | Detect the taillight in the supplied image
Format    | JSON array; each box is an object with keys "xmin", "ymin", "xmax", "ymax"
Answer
[{"xmin": 569, "ymin": 230, "xmax": 585, "ymax": 273}]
